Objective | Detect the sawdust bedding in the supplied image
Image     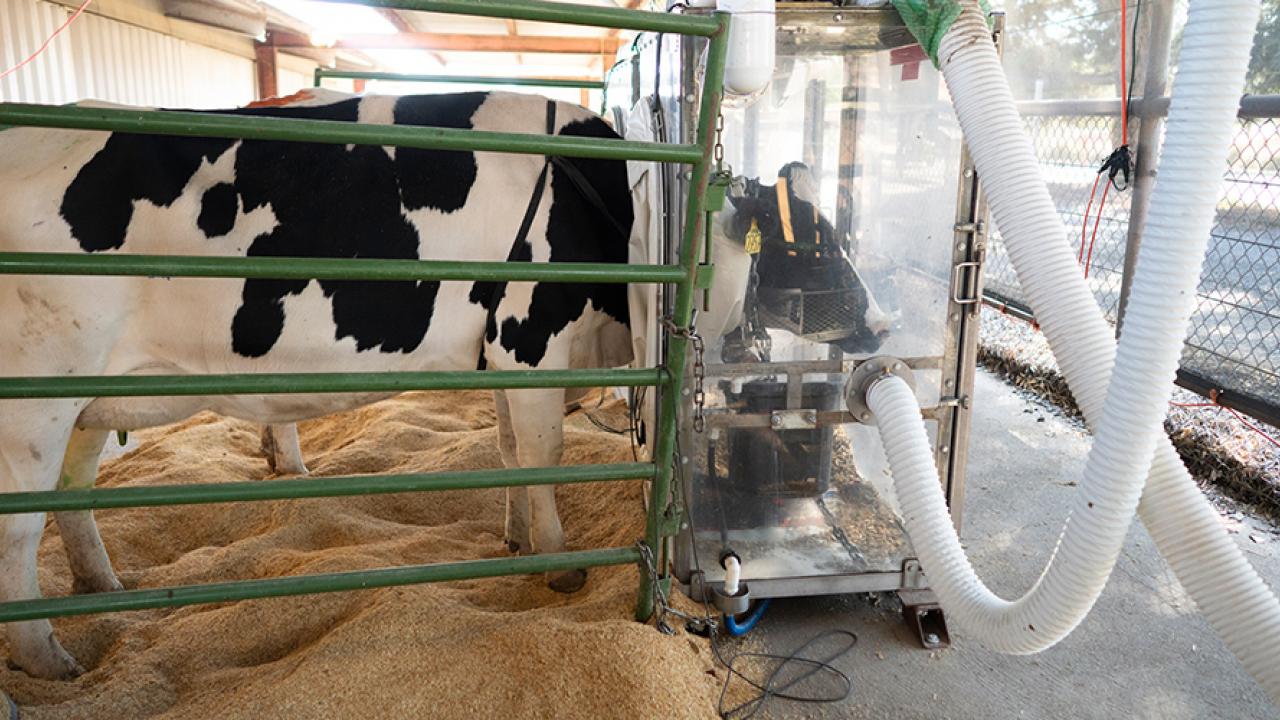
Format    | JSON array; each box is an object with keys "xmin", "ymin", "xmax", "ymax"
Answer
[{"xmin": 1, "ymin": 391, "xmax": 728, "ymax": 719}]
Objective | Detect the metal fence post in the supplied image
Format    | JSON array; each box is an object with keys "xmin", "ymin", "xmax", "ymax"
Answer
[
  {"xmin": 635, "ymin": 13, "xmax": 731, "ymax": 622},
  {"xmin": 1116, "ymin": 0, "xmax": 1176, "ymax": 335}
]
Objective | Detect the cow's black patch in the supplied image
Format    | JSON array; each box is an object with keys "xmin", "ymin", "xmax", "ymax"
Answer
[
  {"xmin": 393, "ymin": 93, "xmax": 487, "ymax": 213},
  {"xmin": 198, "ymin": 182, "xmax": 238, "ymax": 237},
  {"xmin": 61, "ymin": 134, "xmax": 234, "ymax": 251},
  {"xmin": 221, "ymin": 99, "xmax": 443, "ymax": 357},
  {"xmin": 58, "ymin": 94, "xmax": 630, "ymax": 363},
  {"xmin": 59, "ymin": 97, "xmax": 488, "ymax": 357},
  {"xmin": 492, "ymin": 117, "xmax": 633, "ymax": 366}
]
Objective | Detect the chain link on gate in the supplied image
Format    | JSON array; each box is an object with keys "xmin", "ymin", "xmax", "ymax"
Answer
[
  {"xmin": 663, "ymin": 316, "xmax": 706, "ymax": 433},
  {"xmin": 635, "ymin": 540, "xmax": 710, "ymax": 635},
  {"xmin": 714, "ymin": 110, "xmax": 725, "ymax": 168}
]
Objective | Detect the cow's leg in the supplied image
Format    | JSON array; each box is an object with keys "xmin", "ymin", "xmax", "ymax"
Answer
[
  {"xmin": 495, "ymin": 391, "xmax": 531, "ymax": 555},
  {"xmin": 260, "ymin": 423, "xmax": 308, "ymax": 475},
  {"xmin": 502, "ymin": 387, "xmax": 585, "ymax": 593},
  {"xmin": 53, "ymin": 428, "xmax": 121, "ymax": 594},
  {"xmin": 1, "ymin": 399, "xmax": 85, "ymax": 679}
]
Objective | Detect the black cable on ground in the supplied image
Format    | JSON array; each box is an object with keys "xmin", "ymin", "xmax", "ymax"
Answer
[{"xmin": 672, "ymin": 433, "xmax": 858, "ymax": 719}]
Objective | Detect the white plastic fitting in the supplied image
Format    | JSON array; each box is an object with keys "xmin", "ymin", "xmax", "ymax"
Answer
[
  {"xmin": 865, "ymin": 0, "xmax": 1279, "ymax": 701},
  {"xmin": 723, "ymin": 554, "xmax": 741, "ymax": 596},
  {"xmin": 716, "ymin": 0, "xmax": 775, "ymax": 95}
]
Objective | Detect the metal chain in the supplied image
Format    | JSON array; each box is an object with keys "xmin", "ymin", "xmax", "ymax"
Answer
[
  {"xmin": 635, "ymin": 540, "xmax": 708, "ymax": 636},
  {"xmin": 713, "ymin": 110, "xmax": 725, "ymax": 169},
  {"xmin": 663, "ymin": 316, "xmax": 706, "ymax": 433}
]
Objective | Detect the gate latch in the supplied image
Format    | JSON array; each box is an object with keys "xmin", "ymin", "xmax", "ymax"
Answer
[{"xmin": 704, "ymin": 171, "xmax": 731, "ymax": 212}]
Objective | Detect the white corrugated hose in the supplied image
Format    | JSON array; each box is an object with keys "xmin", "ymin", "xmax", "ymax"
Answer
[{"xmin": 865, "ymin": 0, "xmax": 1279, "ymax": 700}]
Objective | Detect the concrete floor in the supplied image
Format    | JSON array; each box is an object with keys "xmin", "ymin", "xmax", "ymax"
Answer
[{"xmin": 724, "ymin": 369, "xmax": 1280, "ymax": 719}]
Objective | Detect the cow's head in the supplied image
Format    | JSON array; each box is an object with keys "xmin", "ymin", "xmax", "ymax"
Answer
[{"xmin": 723, "ymin": 163, "xmax": 894, "ymax": 354}]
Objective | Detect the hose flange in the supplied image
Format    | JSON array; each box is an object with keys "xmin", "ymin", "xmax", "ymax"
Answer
[{"xmin": 844, "ymin": 356, "xmax": 916, "ymax": 426}]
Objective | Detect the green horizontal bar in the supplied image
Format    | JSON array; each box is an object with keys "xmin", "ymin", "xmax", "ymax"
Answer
[
  {"xmin": 0, "ymin": 104, "xmax": 703, "ymax": 164},
  {"xmin": 0, "ymin": 546, "xmax": 641, "ymax": 622},
  {"xmin": 319, "ymin": 0, "xmax": 721, "ymax": 36},
  {"xmin": 0, "ymin": 368, "xmax": 663, "ymax": 399},
  {"xmin": 317, "ymin": 70, "xmax": 604, "ymax": 90},
  {"xmin": 0, "ymin": 252, "xmax": 686, "ymax": 284},
  {"xmin": 0, "ymin": 463, "xmax": 652, "ymax": 514}
]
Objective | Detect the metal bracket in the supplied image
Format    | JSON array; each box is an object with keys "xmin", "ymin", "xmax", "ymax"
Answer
[
  {"xmin": 712, "ymin": 583, "xmax": 750, "ymax": 615},
  {"xmin": 902, "ymin": 559, "xmax": 927, "ymax": 589},
  {"xmin": 769, "ymin": 409, "xmax": 818, "ymax": 430},
  {"xmin": 659, "ymin": 504, "xmax": 683, "ymax": 536},
  {"xmin": 844, "ymin": 356, "xmax": 917, "ymax": 426},
  {"xmin": 704, "ymin": 172, "xmax": 730, "ymax": 212},
  {"xmin": 695, "ymin": 263, "xmax": 715, "ymax": 290},
  {"xmin": 899, "ymin": 587, "xmax": 951, "ymax": 650}
]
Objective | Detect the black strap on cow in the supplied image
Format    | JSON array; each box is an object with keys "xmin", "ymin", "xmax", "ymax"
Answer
[
  {"xmin": 510, "ymin": 101, "xmax": 630, "ymax": 251},
  {"xmin": 481, "ymin": 101, "xmax": 629, "ymax": 354},
  {"xmin": 550, "ymin": 155, "xmax": 630, "ymax": 241},
  {"xmin": 510, "ymin": 101, "xmax": 559, "ymax": 255}
]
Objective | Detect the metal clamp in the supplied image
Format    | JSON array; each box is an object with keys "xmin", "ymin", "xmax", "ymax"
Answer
[
  {"xmin": 844, "ymin": 356, "xmax": 917, "ymax": 426},
  {"xmin": 769, "ymin": 409, "xmax": 818, "ymax": 430}
]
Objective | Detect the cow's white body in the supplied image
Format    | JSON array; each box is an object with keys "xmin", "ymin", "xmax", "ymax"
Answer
[{"xmin": 0, "ymin": 90, "xmax": 633, "ymax": 678}]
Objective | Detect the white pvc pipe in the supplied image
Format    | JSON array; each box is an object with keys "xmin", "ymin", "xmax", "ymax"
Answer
[
  {"xmin": 723, "ymin": 555, "xmax": 741, "ymax": 596},
  {"xmin": 866, "ymin": 0, "xmax": 1280, "ymax": 699},
  {"xmin": 716, "ymin": 0, "xmax": 776, "ymax": 96}
]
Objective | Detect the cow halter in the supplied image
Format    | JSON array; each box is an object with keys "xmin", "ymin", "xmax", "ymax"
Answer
[{"xmin": 774, "ymin": 177, "xmax": 820, "ymax": 255}]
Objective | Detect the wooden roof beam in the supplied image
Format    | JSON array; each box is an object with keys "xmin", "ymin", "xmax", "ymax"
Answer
[
  {"xmin": 374, "ymin": 8, "xmax": 447, "ymax": 66},
  {"xmin": 505, "ymin": 19, "xmax": 522, "ymax": 65},
  {"xmin": 269, "ymin": 30, "xmax": 624, "ymax": 55}
]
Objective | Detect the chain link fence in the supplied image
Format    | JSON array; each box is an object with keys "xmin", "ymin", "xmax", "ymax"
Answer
[{"xmin": 983, "ymin": 96, "xmax": 1280, "ymax": 426}]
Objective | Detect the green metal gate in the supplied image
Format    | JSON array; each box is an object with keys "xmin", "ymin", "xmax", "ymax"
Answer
[{"xmin": 0, "ymin": 0, "xmax": 729, "ymax": 626}]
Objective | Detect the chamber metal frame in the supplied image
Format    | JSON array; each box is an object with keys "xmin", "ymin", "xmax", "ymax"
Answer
[{"xmin": 612, "ymin": 2, "xmax": 991, "ymax": 601}]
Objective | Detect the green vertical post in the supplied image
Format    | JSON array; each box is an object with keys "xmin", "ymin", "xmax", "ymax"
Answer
[
  {"xmin": 636, "ymin": 12, "xmax": 731, "ymax": 621},
  {"xmin": 313, "ymin": 68, "xmax": 323, "ymax": 88}
]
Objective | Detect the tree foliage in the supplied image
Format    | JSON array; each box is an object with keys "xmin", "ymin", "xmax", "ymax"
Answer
[{"xmin": 1247, "ymin": 0, "xmax": 1280, "ymax": 94}]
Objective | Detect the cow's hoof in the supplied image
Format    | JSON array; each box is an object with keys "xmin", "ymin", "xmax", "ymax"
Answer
[
  {"xmin": 547, "ymin": 569, "xmax": 587, "ymax": 594},
  {"xmin": 13, "ymin": 646, "xmax": 84, "ymax": 681},
  {"xmin": 71, "ymin": 574, "xmax": 124, "ymax": 595}
]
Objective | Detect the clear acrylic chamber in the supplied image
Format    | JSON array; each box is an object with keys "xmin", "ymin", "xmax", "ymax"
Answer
[{"xmin": 609, "ymin": 3, "xmax": 985, "ymax": 600}]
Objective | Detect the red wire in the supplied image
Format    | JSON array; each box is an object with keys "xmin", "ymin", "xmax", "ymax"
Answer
[
  {"xmin": 1083, "ymin": 180, "xmax": 1111, "ymax": 278},
  {"xmin": 1080, "ymin": 173, "xmax": 1103, "ymax": 264},
  {"xmin": 0, "ymin": 0, "xmax": 93, "ymax": 82},
  {"xmin": 1119, "ymin": 0, "xmax": 1129, "ymax": 146},
  {"xmin": 1226, "ymin": 407, "xmax": 1280, "ymax": 450},
  {"xmin": 1170, "ymin": 399, "xmax": 1280, "ymax": 449}
]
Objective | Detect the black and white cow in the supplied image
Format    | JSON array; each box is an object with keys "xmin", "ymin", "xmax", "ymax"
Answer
[{"xmin": 0, "ymin": 89, "xmax": 635, "ymax": 679}]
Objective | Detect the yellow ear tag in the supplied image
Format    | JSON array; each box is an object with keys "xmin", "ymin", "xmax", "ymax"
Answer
[{"xmin": 745, "ymin": 218, "xmax": 762, "ymax": 255}]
